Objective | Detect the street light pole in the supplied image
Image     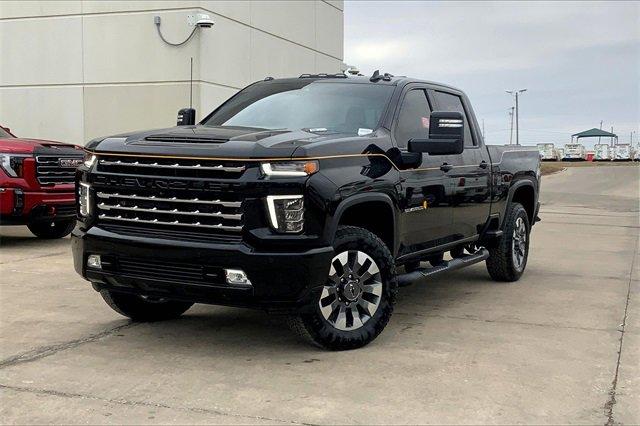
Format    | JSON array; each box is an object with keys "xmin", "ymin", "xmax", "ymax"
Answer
[
  {"xmin": 506, "ymin": 89, "xmax": 526, "ymax": 146},
  {"xmin": 508, "ymin": 107, "xmax": 514, "ymax": 145},
  {"xmin": 515, "ymin": 92, "xmax": 520, "ymax": 146}
]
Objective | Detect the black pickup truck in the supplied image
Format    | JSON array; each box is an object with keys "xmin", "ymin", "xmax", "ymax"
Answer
[{"xmin": 72, "ymin": 72, "xmax": 541, "ymax": 350}]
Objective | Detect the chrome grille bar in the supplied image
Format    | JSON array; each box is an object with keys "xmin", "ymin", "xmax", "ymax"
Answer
[
  {"xmin": 98, "ymin": 214, "xmax": 243, "ymax": 231},
  {"xmin": 96, "ymin": 192, "xmax": 241, "ymax": 208},
  {"xmin": 97, "ymin": 203, "xmax": 242, "ymax": 220},
  {"xmin": 99, "ymin": 159, "xmax": 245, "ymax": 173},
  {"xmin": 36, "ymin": 169, "xmax": 76, "ymax": 175}
]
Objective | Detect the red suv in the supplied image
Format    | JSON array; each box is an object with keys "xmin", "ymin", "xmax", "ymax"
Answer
[{"xmin": 0, "ymin": 126, "xmax": 84, "ymax": 238}]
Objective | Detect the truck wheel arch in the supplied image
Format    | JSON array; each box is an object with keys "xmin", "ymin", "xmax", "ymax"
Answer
[
  {"xmin": 506, "ymin": 179, "xmax": 537, "ymax": 225},
  {"xmin": 325, "ymin": 193, "xmax": 398, "ymax": 255}
]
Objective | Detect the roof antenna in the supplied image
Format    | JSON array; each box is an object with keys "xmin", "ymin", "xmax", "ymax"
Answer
[
  {"xmin": 176, "ymin": 58, "xmax": 196, "ymax": 126},
  {"xmin": 189, "ymin": 57, "xmax": 193, "ymax": 109},
  {"xmin": 370, "ymin": 70, "xmax": 380, "ymax": 82}
]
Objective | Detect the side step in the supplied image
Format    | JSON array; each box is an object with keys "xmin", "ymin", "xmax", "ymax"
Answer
[
  {"xmin": 397, "ymin": 248, "xmax": 490, "ymax": 287},
  {"xmin": 484, "ymin": 229, "xmax": 503, "ymax": 239}
]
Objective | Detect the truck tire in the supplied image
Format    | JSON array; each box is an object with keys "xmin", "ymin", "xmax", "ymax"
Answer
[
  {"xmin": 289, "ymin": 226, "xmax": 397, "ymax": 350},
  {"xmin": 486, "ymin": 202, "xmax": 530, "ymax": 282},
  {"xmin": 100, "ymin": 290, "xmax": 193, "ymax": 322},
  {"xmin": 27, "ymin": 219, "xmax": 76, "ymax": 239}
]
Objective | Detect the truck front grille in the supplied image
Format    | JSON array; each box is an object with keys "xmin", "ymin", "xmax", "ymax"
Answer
[
  {"xmin": 97, "ymin": 156, "xmax": 246, "ymax": 179},
  {"xmin": 36, "ymin": 155, "xmax": 82, "ymax": 185},
  {"xmin": 92, "ymin": 155, "xmax": 251, "ymax": 242},
  {"xmin": 96, "ymin": 190, "xmax": 243, "ymax": 233}
]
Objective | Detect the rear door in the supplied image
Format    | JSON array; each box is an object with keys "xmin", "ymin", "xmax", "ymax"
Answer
[
  {"xmin": 431, "ymin": 90, "xmax": 491, "ymax": 240},
  {"xmin": 392, "ymin": 85, "xmax": 453, "ymax": 256}
]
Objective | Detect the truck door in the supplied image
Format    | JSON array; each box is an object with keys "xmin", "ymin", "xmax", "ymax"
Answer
[
  {"xmin": 432, "ymin": 90, "xmax": 491, "ymax": 240},
  {"xmin": 392, "ymin": 87, "xmax": 454, "ymax": 255}
]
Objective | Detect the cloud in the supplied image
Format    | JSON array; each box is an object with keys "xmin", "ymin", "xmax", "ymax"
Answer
[
  {"xmin": 349, "ymin": 40, "xmax": 411, "ymax": 64},
  {"xmin": 344, "ymin": 1, "xmax": 640, "ymax": 146}
]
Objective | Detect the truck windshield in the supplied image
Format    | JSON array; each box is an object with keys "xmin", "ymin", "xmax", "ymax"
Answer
[
  {"xmin": 203, "ymin": 81, "xmax": 394, "ymax": 135},
  {"xmin": 0, "ymin": 128, "xmax": 13, "ymax": 138}
]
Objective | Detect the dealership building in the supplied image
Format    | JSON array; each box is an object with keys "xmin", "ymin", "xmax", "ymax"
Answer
[{"xmin": 0, "ymin": 1, "xmax": 344, "ymax": 145}]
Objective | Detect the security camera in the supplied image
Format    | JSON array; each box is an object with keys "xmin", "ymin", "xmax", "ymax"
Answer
[
  {"xmin": 155, "ymin": 13, "xmax": 214, "ymax": 47},
  {"xmin": 189, "ymin": 13, "xmax": 214, "ymax": 28},
  {"xmin": 196, "ymin": 17, "xmax": 214, "ymax": 28}
]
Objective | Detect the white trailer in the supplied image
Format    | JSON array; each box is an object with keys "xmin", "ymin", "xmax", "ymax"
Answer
[
  {"xmin": 611, "ymin": 144, "xmax": 632, "ymax": 161},
  {"xmin": 593, "ymin": 144, "xmax": 611, "ymax": 161},
  {"xmin": 537, "ymin": 143, "xmax": 556, "ymax": 161},
  {"xmin": 555, "ymin": 148, "xmax": 565, "ymax": 161},
  {"xmin": 563, "ymin": 144, "xmax": 587, "ymax": 161}
]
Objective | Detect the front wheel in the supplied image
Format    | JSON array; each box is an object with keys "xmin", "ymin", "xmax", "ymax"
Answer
[
  {"xmin": 289, "ymin": 226, "xmax": 397, "ymax": 350},
  {"xmin": 486, "ymin": 202, "xmax": 530, "ymax": 282},
  {"xmin": 27, "ymin": 219, "xmax": 76, "ymax": 239}
]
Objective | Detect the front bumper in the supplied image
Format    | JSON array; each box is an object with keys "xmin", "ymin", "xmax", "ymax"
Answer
[
  {"xmin": 71, "ymin": 226, "xmax": 335, "ymax": 312},
  {"xmin": 0, "ymin": 188, "xmax": 76, "ymax": 224}
]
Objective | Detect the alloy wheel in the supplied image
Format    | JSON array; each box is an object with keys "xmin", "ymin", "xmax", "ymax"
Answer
[
  {"xmin": 319, "ymin": 250, "xmax": 383, "ymax": 331},
  {"xmin": 512, "ymin": 217, "xmax": 527, "ymax": 271}
]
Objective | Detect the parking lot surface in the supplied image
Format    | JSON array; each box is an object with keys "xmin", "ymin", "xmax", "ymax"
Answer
[{"xmin": 1, "ymin": 164, "xmax": 638, "ymax": 424}]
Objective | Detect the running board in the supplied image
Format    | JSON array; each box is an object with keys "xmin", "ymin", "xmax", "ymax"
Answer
[{"xmin": 397, "ymin": 248, "xmax": 490, "ymax": 287}]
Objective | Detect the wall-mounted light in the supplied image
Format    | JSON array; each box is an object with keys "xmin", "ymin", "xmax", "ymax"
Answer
[{"xmin": 154, "ymin": 13, "xmax": 214, "ymax": 47}]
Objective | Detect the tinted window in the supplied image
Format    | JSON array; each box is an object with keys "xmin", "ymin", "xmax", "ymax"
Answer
[
  {"xmin": 395, "ymin": 89, "xmax": 431, "ymax": 148},
  {"xmin": 434, "ymin": 91, "xmax": 474, "ymax": 146},
  {"xmin": 203, "ymin": 82, "xmax": 394, "ymax": 136}
]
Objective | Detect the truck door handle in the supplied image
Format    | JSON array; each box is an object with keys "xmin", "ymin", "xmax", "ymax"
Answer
[
  {"xmin": 479, "ymin": 161, "xmax": 488, "ymax": 169},
  {"xmin": 440, "ymin": 164, "xmax": 453, "ymax": 172}
]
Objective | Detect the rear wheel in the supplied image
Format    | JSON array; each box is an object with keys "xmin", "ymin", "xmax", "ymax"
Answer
[
  {"xmin": 289, "ymin": 226, "xmax": 397, "ymax": 350},
  {"xmin": 486, "ymin": 202, "xmax": 530, "ymax": 282},
  {"xmin": 27, "ymin": 219, "xmax": 76, "ymax": 239},
  {"xmin": 100, "ymin": 290, "xmax": 193, "ymax": 322}
]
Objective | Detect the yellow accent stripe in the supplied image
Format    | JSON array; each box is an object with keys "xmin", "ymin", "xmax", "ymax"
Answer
[{"xmin": 84, "ymin": 148, "xmax": 534, "ymax": 173}]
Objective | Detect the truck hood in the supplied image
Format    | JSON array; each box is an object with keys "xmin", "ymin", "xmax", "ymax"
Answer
[
  {"xmin": 86, "ymin": 125, "xmax": 359, "ymax": 159},
  {"xmin": 0, "ymin": 137, "xmax": 80, "ymax": 154}
]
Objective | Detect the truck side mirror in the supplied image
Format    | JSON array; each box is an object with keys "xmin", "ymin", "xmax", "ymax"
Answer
[
  {"xmin": 177, "ymin": 108, "xmax": 196, "ymax": 126},
  {"xmin": 408, "ymin": 111, "xmax": 464, "ymax": 155}
]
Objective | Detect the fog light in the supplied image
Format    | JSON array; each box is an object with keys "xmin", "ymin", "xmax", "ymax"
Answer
[
  {"xmin": 87, "ymin": 254, "xmax": 102, "ymax": 269},
  {"xmin": 224, "ymin": 269, "xmax": 251, "ymax": 286}
]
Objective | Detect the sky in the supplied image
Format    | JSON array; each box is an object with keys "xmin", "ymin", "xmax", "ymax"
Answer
[{"xmin": 344, "ymin": 1, "xmax": 640, "ymax": 148}]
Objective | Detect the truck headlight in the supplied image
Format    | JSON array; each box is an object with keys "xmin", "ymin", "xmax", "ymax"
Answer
[
  {"xmin": 0, "ymin": 153, "xmax": 27, "ymax": 177},
  {"xmin": 261, "ymin": 161, "xmax": 318, "ymax": 177},
  {"xmin": 83, "ymin": 153, "xmax": 97, "ymax": 168},
  {"xmin": 266, "ymin": 195, "xmax": 304, "ymax": 233},
  {"xmin": 78, "ymin": 182, "xmax": 91, "ymax": 217}
]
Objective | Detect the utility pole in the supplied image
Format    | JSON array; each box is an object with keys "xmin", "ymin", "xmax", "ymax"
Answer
[
  {"xmin": 611, "ymin": 126, "xmax": 614, "ymax": 147},
  {"xmin": 482, "ymin": 119, "xmax": 485, "ymax": 140},
  {"xmin": 508, "ymin": 107, "xmax": 514, "ymax": 145},
  {"xmin": 506, "ymin": 89, "xmax": 526, "ymax": 146},
  {"xmin": 599, "ymin": 120, "xmax": 603, "ymax": 144}
]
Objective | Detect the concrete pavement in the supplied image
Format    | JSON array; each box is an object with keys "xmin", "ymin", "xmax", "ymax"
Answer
[{"xmin": 1, "ymin": 164, "xmax": 638, "ymax": 424}]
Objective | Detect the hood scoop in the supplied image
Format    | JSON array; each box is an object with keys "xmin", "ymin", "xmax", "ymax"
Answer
[{"xmin": 144, "ymin": 134, "xmax": 228, "ymax": 144}]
